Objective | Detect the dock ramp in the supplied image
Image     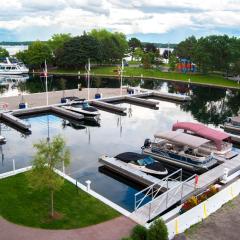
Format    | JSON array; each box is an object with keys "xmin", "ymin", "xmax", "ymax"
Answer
[{"xmin": 131, "ymin": 172, "xmax": 197, "ymax": 224}]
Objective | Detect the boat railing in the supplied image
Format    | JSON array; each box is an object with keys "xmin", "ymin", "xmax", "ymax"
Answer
[{"xmin": 134, "ymin": 169, "xmax": 183, "ymax": 211}]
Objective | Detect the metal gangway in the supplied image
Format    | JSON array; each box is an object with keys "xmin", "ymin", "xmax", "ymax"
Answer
[{"xmin": 131, "ymin": 169, "xmax": 197, "ymax": 224}]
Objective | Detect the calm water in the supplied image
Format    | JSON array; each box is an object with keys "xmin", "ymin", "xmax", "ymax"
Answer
[{"xmin": 0, "ymin": 75, "xmax": 240, "ymax": 211}]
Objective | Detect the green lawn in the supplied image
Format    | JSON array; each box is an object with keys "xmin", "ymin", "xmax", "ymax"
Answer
[
  {"xmin": 50, "ymin": 66, "xmax": 240, "ymax": 89},
  {"xmin": 0, "ymin": 173, "xmax": 120, "ymax": 229}
]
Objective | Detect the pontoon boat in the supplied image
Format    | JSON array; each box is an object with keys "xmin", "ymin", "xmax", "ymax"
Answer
[
  {"xmin": 172, "ymin": 122, "xmax": 238, "ymax": 160},
  {"xmin": 142, "ymin": 131, "xmax": 218, "ymax": 172}
]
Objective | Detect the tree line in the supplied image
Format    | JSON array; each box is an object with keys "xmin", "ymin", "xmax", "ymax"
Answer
[
  {"xmin": 172, "ymin": 35, "xmax": 240, "ymax": 75},
  {"xmin": 15, "ymin": 30, "xmax": 130, "ymax": 69},
  {"xmin": 13, "ymin": 29, "xmax": 161, "ymax": 70}
]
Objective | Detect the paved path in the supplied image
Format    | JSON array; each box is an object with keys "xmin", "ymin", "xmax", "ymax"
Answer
[
  {"xmin": 186, "ymin": 196, "xmax": 240, "ymax": 240},
  {"xmin": 0, "ymin": 216, "xmax": 136, "ymax": 240}
]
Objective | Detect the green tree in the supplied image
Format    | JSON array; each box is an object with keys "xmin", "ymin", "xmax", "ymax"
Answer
[
  {"xmin": 55, "ymin": 34, "xmax": 101, "ymax": 69},
  {"xmin": 48, "ymin": 33, "xmax": 72, "ymax": 55},
  {"xmin": 90, "ymin": 29, "xmax": 128, "ymax": 63},
  {"xmin": 28, "ymin": 135, "xmax": 70, "ymax": 217},
  {"xmin": 169, "ymin": 54, "xmax": 178, "ymax": 71},
  {"xmin": 175, "ymin": 36, "xmax": 197, "ymax": 60},
  {"xmin": 0, "ymin": 47, "xmax": 9, "ymax": 58},
  {"xmin": 133, "ymin": 48, "xmax": 144, "ymax": 62},
  {"xmin": 128, "ymin": 37, "xmax": 142, "ymax": 60},
  {"xmin": 26, "ymin": 41, "xmax": 53, "ymax": 69},
  {"xmin": 15, "ymin": 50, "xmax": 29, "ymax": 64}
]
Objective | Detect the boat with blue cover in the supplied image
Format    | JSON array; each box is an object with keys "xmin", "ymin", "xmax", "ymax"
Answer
[{"xmin": 101, "ymin": 152, "xmax": 168, "ymax": 175}]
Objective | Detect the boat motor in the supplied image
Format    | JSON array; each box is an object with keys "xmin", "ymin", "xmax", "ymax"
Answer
[{"xmin": 142, "ymin": 138, "xmax": 151, "ymax": 149}]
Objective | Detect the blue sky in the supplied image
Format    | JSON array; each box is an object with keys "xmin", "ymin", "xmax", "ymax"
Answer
[{"xmin": 0, "ymin": 0, "xmax": 240, "ymax": 43}]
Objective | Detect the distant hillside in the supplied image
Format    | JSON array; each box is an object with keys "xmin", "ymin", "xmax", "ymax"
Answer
[
  {"xmin": 142, "ymin": 42, "xmax": 177, "ymax": 48},
  {"xmin": 0, "ymin": 41, "xmax": 33, "ymax": 46}
]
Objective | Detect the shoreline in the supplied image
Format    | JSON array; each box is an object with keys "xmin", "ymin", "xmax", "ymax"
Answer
[{"xmin": 32, "ymin": 71, "xmax": 240, "ymax": 90}]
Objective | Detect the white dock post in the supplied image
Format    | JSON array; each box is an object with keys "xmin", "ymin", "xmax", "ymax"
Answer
[
  {"xmin": 62, "ymin": 161, "xmax": 65, "ymax": 174},
  {"xmin": 12, "ymin": 159, "xmax": 15, "ymax": 173},
  {"xmin": 86, "ymin": 180, "xmax": 91, "ymax": 192},
  {"xmin": 222, "ymin": 168, "xmax": 229, "ymax": 182}
]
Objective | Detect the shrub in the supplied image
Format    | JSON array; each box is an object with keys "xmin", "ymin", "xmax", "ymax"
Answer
[
  {"xmin": 122, "ymin": 238, "xmax": 133, "ymax": 240},
  {"xmin": 131, "ymin": 225, "xmax": 148, "ymax": 240},
  {"xmin": 148, "ymin": 219, "xmax": 168, "ymax": 240}
]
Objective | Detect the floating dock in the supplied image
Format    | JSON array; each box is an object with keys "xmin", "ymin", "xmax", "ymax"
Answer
[
  {"xmin": 125, "ymin": 87, "xmax": 191, "ymax": 102},
  {"xmin": 90, "ymin": 100, "xmax": 127, "ymax": 115},
  {"xmin": 0, "ymin": 112, "xmax": 31, "ymax": 131},
  {"xmin": 98, "ymin": 95, "xmax": 159, "ymax": 110}
]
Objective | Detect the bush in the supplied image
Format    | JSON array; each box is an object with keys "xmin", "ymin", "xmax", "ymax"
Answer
[
  {"xmin": 122, "ymin": 238, "xmax": 133, "ymax": 240},
  {"xmin": 131, "ymin": 225, "xmax": 148, "ymax": 240},
  {"xmin": 148, "ymin": 219, "xmax": 168, "ymax": 240}
]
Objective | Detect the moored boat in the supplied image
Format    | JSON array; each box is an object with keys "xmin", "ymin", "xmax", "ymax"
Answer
[
  {"xmin": 172, "ymin": 122, "xmax": 238, "ymax": 160},
  {"xmin": 101, "ymin": 152, "xmax": 168, "ymax": 175},
  {"xmin": 62, "ymin": 101, "xmax": 100, "ymax": 121},
  {"xmin": 223, "ymin": 116, "xmax": 240, "ymax": 134},
  {"xmin": 0, "ymin": 58, "xmax": 29, "ymax": 75},
  {"xmin": 142, "ymin": 131, "xmax": 218, "ymax": 172}
]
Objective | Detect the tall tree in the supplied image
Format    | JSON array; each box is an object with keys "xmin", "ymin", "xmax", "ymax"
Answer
[
  {"xmin": 26, "ymin": 41, "xmax": 53, "ymax": 69},
  {"xmin": 90, "ymin": 29, "xmax": 128, "ymax": 63},
  {"xmin": 55, "ymin": 34, "xmax": 101, "ymax": 69},
  {"xmin": 28, "ymin": 135, "xmax": 70, "ymax": 217},
  {"xmin": 128, "ymin": 37, "xmax": 142, "ymax": 60},
  {"xmin": 0, "ymin": 47, "xmax": 9, "ymax": 58},
  {"xmin": 48, "ymin": 33, "xmax": 72, "ymax": 55},
  {"xmin": 175, "ymin": 36, "xmax": 197, "ymax": 60}
]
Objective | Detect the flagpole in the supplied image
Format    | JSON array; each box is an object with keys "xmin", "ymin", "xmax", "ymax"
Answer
[
  {"xmin": 87, "ymin": 58, "xmax": 90, "ymax": 100},
  {"xmin": 45, "ymin": 60, "xmax": 48, "ymax": 106}
]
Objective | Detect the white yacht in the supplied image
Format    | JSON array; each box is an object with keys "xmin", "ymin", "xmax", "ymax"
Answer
[{"xmin": 0, "ymin": 58, "xmax": 29, "ymax": 75}]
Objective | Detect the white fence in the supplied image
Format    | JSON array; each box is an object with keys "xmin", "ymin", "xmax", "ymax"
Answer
[{"xmin": 165, "ymin": 178, "xmax": 240, "ymax": 239}]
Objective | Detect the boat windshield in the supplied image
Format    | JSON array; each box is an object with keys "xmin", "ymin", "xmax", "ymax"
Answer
[
  {"xmin": 82, "ymin": 102, "xmax": 90, "ymax": 109},
  {"xmin": 137, "ymin": 157, "xmax": 154, "ymax": 166}
]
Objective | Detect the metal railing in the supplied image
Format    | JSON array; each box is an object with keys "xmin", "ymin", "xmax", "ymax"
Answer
[
  {"xmin": 148, "ymin": 174, "xmax": 197, "ymax": 220},
  {"xmin": 134, "ymin": 169, "xmax": 183, "ymax": 211}
]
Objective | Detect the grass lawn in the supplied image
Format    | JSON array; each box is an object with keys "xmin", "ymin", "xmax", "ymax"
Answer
[
  {"xmin": 0, "ymin": 173, "xmax": 120, "ymax": 229},
  {"xmin": 50, "ymin": 66, "xmax": 240, "ymax": 89}
]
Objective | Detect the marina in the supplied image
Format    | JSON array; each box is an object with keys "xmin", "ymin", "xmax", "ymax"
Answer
[{"xmin": 0, "ymin": 74, "xmax": 240, "ymax": 231}]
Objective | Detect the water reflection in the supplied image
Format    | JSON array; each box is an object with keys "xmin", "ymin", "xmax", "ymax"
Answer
[{"xmin": 0, "ymin": 74, "xmax": 29, "ymax": 97}]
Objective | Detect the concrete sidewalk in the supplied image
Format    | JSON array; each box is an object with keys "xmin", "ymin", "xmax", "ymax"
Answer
[{"xmin": 0, "ymin": 216, "xmax": 136, "ymax": 240}]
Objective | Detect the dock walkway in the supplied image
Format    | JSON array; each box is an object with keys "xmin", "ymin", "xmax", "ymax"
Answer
[{"xmin": 130, "ymin": 154, "xmax": 240, "ymax": 224}]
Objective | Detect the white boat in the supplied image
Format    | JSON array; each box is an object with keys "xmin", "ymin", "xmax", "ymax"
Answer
[
  {"xmin": 101, "ymin": 152, "xmax": 168, "ymax": 175},
  {"xmin": 0, "ymin": 58, "xmax": 29, "ymax": 75},
  {"xmin": 62, "ymin": 101, "xmax": 100, "ymax": 120}
]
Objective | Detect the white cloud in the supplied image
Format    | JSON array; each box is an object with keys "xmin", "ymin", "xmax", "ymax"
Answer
[{"xmin": 0, "ymin": 0, "xmax": 239, "ymax": 41}]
